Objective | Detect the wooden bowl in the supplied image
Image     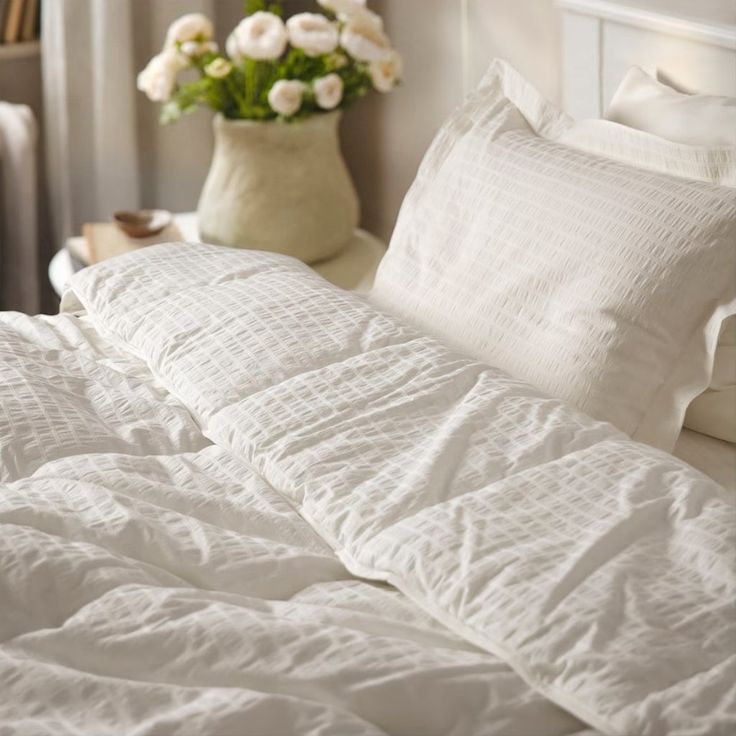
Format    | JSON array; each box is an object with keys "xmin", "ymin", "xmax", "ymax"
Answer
[{"xmin": 113, "ymin": 209, "xmax": 172, "ymax": 238}]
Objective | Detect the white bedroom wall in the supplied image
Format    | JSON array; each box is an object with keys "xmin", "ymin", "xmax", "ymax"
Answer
[
  {"xmin": 344, "ymin": 0, "xmax": 561, "ymax": 240},
  {"xmin": 132, "ymin": 0, "xmax": 561, "ymax": 242}
]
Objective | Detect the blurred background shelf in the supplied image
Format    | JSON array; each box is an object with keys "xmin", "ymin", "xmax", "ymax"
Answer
[{"xmin": 0, "ymin": 38, "xmax": 39, "ymax": 59}]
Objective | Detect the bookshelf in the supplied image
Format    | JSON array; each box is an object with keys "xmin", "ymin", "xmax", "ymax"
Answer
[
  {"xmin": 0, "ymin": 0, "xmax": 41, "ymax": 117},
  {"xmin": 0, "ymin": 37, "xmax": 38, "ymax": 59},
  {"xmin": 0, "ymin": 0, "xmax": 40, "ymax": 46}
]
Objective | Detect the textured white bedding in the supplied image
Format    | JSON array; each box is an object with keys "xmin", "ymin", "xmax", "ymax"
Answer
[
  {"xmin": 1, "ymin": 244, "xmax": 734, "ymax": 735},
  {"xmin": 1, "ymin": 309, "xmax": 591, "ymax": 736}
]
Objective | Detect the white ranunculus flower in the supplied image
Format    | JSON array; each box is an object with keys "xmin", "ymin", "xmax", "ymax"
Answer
[
  {"xmin": 180, "ymin": 40, "xmax": 218, "ymax": 58},
  {"xmin": 268, "ymin": 80, "xmax": 307, "ymax": 116},
  {"xmin": 137, "ymin": 48, "xmax": 189, "ymax": 102},
  {"xmin": 340, "ymin": 16, "xmax": 391, "ymax": 62},
  {"xmin": 205, "ymin": 58, "xmax": 233, "ymax": 79},
  {"xmin": 327, "ymin": 51, "xmax": 349, "ymax": 69},
  {"xmin": 369, "ymin": 49, "xmax": 402, "ymax": 92},
  {"xmin": 229, "ymin": 12, "xmax": 288, "ymax": 61},
  {"xmin": 226, "ymin": 31, "xmax": 240, "ymax": 60},
  {"xmin": 317, "ymin": 0, "xmax": 365, "ymax": 15},
  {"xmin": 165, "ymin": 13, "xmax": 214, "ymax": 48},
  {"xmin": 313, "ymin": 73, "xmax": 344, "ymax": 110},
  {"xmin": 286, "ymin": 13, "xmax": 339, "ymax": 57},
  {"xmin": 317, "ymin": 0, "xmax": 382, "ymax": 27}
]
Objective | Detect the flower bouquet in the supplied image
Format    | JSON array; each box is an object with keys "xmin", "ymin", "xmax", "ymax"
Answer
[
  {"xmin": 136, "ymin": 0, "xmax": 400, "ymax": 262},
  {"xmin": 137, "ymin": 0, "xmax": 402, "ymax": 123}
]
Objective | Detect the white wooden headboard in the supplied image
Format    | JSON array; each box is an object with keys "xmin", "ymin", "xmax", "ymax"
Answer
[{"xmin": 557, "ymin": 0, "xmax": 736, "ymax": 118}]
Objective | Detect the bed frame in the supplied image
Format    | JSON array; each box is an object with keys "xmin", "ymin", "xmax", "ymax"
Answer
[{"xmin": 557, "ymin": 0, "xmax": 736, "ymax": 117}]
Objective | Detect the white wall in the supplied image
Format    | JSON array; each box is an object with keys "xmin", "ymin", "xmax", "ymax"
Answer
[
  {"xmin": 133, "ymin": 0, "xmax": 562, "ymax": 241},
  {"xmin": 342, "ymin": 0, "xmax": 561, "ymax": 241}
]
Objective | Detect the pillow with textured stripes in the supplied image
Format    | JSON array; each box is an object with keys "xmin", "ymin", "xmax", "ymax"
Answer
[
  {"xmin": 602, "ymin": 66, "xmax": 736, "ymax": 444},
  {"xmin": 371, "ymin": 60, "xmax": 736, "ymax": 451}
]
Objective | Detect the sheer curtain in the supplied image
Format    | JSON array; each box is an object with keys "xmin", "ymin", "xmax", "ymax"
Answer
[
  {"xmin": 42, "ymin": 0, "xmax": 139, "ymax": 245},
  {"xmin": 41, "ymin": 0, "xmax": 216, "ymax": 247}
]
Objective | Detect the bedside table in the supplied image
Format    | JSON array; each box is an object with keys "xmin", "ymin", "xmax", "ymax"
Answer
[{"xmin": 49, "ymin": 212, "xmax": 387, "ymax": 297}]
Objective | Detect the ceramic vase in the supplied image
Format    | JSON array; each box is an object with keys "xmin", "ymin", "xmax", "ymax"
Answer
[{"xmin": 197, "ymin": 110, "xmax": 359, "ymax": 263}]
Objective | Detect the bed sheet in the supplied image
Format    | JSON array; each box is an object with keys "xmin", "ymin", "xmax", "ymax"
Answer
[{"xmin": 674, "ymin": 428, "xmax": 736, "ymax": 493}]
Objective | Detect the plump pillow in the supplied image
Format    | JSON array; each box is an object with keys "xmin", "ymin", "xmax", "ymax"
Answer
[
  {"xmin": 371, "ymin": 60, "xmax": 736, "ymax": 451},
  {"xmin": 604, "ymin": 66, "xmax": 736, "ymax": 443},
  {"xmin": 606, "ymin": 66, "xmax": 736, "ymax": 147}
]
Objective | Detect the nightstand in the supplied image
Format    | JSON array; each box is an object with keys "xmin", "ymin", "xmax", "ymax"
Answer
[{"xmin": 49, "ymin": 212, "xmax": 387, "ymax": 298}]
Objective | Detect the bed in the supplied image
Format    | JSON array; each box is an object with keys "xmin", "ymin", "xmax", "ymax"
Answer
[{"xmin": 1, "ymin": 3, "xmax": 735, "ymax": 735}]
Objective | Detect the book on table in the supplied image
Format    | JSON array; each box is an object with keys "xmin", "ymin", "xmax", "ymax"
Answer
[{"xmin": 82, "ymin": 220, "xmax": 184, "ymax": 265}]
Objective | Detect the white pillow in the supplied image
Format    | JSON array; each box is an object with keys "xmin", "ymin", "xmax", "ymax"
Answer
[
  {"xmin": 606, "ymin": 66, "xmax": 736, "ymax": 147},
  {"xmin": 604, "ymin": 66, "xmax": 736, "ymax": 443},
  {"xmin": 371, "ymin": 60, "xmax": 736, "ymax": 451}
]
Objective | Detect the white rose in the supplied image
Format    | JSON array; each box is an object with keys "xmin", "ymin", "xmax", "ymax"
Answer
[
  {"xmin": 317, "ymin": 0, "xmax": 382, "ymax": 27},
  {"xmin": 165, "ymin": 13, "xmax": 214, "ymax": 47},
  {"xmin": 229, "ymin": 12, "xmax": 288, "ymax": 61},
  {"xmin": 205, "ymin": 58, "xmax": 233, "ymax": 79},
  {"xmin": 137, "ymin": 48, "xmax": 189, "ymax": 102},
  {"xmin": 268, "ymin": 79, "xmax": 307, "ymax": 116},
  {"xmin": 340, "ymin": 16, "xmax": 391, "ymax": 62},
  {"xmin": 286, "ymin": 13, "xmax": 339, "ymax": 57},
  {"xmin": 180, "ymin": 40, "xmax": 218, "ymax": 58},
  {"xmin": 313, "ymin": 73, "xmax": 344, "ymax": 110},
  {"xmin": 369, "ymin": 50, "xmax": 402, "ymax": 92}
]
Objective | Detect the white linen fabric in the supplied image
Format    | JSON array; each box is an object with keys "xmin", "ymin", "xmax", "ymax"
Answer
[
  {"xmin": 684, "ymin": 317, "xmax": 736, "ymax": 443},
  {"xmin": 603, "ymin": 65, "xmax": 736, "ymax": 444},
  {"xmin": 371, "ymin": 60, "xmax": 736, "ymax": 451},
  {"xmin": 0, "ymin": 307, "xmax": 592, "ymax": 736},
  {"xmin": 1, "ymin": 242, "xmax": 729, "ymax": 735},
  {"xmin": 605, "ymin": 66, "xmax": 736, "ymax": 147},
  {"xmin": 674, "ymin": 428, "xmax": 736, "ymax": 493}
]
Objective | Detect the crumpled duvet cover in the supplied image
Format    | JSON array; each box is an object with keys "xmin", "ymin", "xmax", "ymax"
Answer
[{"xmin": 0, "ymin": 243, "xmax": 734, "ymax": 736}]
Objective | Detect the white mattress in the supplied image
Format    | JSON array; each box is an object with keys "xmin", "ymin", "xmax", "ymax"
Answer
[
  {"xmin": 674, "ymin": 428, "xmax": 736, "ymax": 493},
  {"xmin": 1, "ymin": 244, "xmax": 734, "ymax": 735}
]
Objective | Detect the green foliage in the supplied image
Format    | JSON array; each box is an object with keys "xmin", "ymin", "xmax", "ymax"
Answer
[{"xmin": 244, "ymin": 0, "xmax": 283, "ymax": 16}]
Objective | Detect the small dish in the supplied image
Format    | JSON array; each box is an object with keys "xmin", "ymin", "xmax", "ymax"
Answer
[{"xmin": 113, "ymin": 209, "xmax": 172, "ymax": 239}]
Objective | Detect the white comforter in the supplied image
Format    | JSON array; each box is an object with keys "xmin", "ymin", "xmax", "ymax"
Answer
[{"xmin": 1, "ymin": 244, "xmax": 734, "ymax": 736}]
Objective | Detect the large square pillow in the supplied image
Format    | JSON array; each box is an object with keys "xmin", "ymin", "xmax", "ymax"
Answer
[
  {"xmin": 371, "ymin": 60, "xmax": 736, "ymax": 451},
  {"xmin": 604, "ymin": 66, "xmax": 736, "ymax": 444}
]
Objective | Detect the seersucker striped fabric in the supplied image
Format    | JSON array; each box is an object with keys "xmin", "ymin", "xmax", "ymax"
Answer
[
  {"xmin": 57, "ymin": 242, "xmax": 735, "ymax": 736},
  {"xmin": 371, "ymin": 60, "xmax": 736, "ymax": 451}
]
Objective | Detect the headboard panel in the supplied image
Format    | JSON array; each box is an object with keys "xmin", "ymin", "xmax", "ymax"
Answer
[{"xmin": 557, "ymin": 0, "xmax": 736, "ymax": 118}]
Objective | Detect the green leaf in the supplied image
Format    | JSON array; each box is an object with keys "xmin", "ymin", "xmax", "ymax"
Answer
[{"xmin": 244, "ymin": 0, "xmax": 282, "ymax": 16}]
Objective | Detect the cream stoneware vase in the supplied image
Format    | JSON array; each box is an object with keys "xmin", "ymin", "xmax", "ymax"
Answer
[{"xmin": 197, "ymin": 110, "xmax": 359, "ymax": 263}]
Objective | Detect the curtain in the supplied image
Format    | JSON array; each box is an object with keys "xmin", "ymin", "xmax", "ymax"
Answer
[
  {"xmin": 0, "ymin": 103, "xmax": 39, "ymax": 312},
  {"xmin": 42, "ymin": 0, "xmax": 140, "ymax": 245},
  {"xmin": 41, "ymin": 0, "xmax": 216, "ymax": 247}
]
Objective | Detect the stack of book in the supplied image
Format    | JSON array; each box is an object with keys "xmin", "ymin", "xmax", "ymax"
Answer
[
  {"xmin": 0, "ymin": 0, "xmax": 40, "ymax": 45},
  {"xmin": 68, "ymin": 220, "xmax": 185, "ymax": 270}
]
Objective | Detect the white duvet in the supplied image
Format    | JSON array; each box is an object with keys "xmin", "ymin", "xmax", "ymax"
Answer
[{"xmin": 1, "ymin": 244, "xmax": 734, "ymax": 736}]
